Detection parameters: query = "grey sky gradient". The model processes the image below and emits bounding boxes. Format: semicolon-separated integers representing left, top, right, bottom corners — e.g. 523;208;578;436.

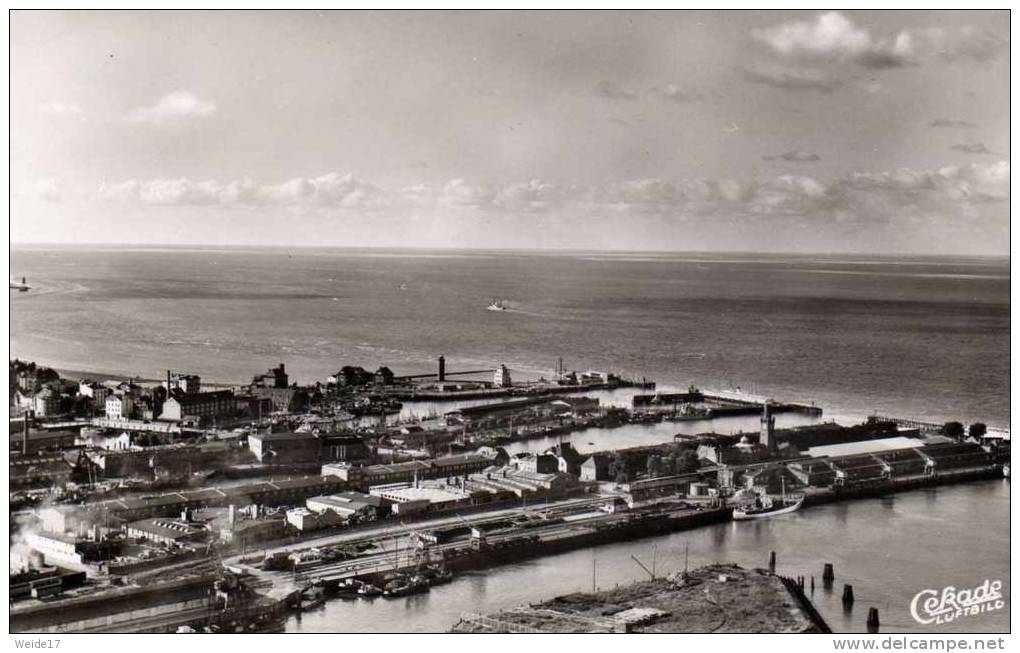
11;10;1010;254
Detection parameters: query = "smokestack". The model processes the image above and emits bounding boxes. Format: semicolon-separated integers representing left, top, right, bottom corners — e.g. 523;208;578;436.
438;355;446;382
167;369;172;393
228;504;236;526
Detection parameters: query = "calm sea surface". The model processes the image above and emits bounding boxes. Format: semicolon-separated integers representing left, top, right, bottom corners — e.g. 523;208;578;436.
10;246;1009;426
9;246;1010;632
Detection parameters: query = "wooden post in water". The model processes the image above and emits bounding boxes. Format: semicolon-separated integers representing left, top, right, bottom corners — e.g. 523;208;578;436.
811;576;815;592
823;563;835;588
768;550;776;573
842;584;855;607
867;607;880;632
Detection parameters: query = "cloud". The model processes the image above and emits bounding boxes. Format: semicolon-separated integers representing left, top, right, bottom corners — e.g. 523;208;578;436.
735;64;840;93
950;143;992;154
753;12;1007;73
90;162;1008;238
439;178;497;207
752;12;914;69
654;84;702;103
39;101;84;120
842;161;1009;205
493;179;571;212
593;80;637;101
764;149;821;162
98;172;379;209
929;118;976;129
31;178;63;202
128;90;216;124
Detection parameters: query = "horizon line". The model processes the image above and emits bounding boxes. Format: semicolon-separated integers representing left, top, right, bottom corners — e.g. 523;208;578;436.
8;241;1010;259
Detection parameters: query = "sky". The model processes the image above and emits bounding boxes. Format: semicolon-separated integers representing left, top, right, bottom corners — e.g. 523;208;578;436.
9;10;1011;254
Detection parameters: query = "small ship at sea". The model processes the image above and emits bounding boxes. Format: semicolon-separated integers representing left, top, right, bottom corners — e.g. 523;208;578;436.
10;276;30;292
486;299;508;312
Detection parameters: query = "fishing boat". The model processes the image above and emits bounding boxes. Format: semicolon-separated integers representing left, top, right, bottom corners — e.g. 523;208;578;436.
732;480;803;521
486;299;508;312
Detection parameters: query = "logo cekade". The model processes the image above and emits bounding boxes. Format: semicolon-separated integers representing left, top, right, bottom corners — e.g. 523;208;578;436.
910;579;1005;625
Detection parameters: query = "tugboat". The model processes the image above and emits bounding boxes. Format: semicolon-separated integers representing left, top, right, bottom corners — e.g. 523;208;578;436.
732;480;803;521
486;299;508;312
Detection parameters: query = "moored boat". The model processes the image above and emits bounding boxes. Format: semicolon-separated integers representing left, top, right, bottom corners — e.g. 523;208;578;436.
733;480;803;521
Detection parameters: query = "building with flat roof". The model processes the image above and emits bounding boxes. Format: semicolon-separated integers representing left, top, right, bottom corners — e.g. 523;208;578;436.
368;483;474;516
248;431;321;463
306;491;388;520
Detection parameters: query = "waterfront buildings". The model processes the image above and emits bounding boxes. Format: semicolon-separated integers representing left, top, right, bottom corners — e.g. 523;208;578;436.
160;390;236;423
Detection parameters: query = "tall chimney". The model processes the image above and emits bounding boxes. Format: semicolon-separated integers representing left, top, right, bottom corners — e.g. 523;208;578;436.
167;369;172;393
438;355;446;382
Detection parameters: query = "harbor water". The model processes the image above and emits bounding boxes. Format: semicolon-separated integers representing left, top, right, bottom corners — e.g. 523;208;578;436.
287;480;1010;634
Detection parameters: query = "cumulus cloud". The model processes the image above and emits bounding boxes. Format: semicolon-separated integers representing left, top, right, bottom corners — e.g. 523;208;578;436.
752;12;914;69
439;178;498;208
90;162;1008;239
97;172;379;209
842;161;1009;205
764;149;821;162
929;118;976;129
39;101;84;120
128;90;216;124
950;142;992;154
593;80;637;101
753;12;1007;71
735;64;840;93
493;179;571;212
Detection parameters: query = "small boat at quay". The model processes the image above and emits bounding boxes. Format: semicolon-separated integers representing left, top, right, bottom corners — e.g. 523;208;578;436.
733;480;803;521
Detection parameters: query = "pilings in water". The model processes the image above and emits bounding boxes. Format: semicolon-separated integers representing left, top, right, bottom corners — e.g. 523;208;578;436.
867;607;880;633
810;576;815;593
842;584;855;607
768;551;776;573
823;563;835;589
